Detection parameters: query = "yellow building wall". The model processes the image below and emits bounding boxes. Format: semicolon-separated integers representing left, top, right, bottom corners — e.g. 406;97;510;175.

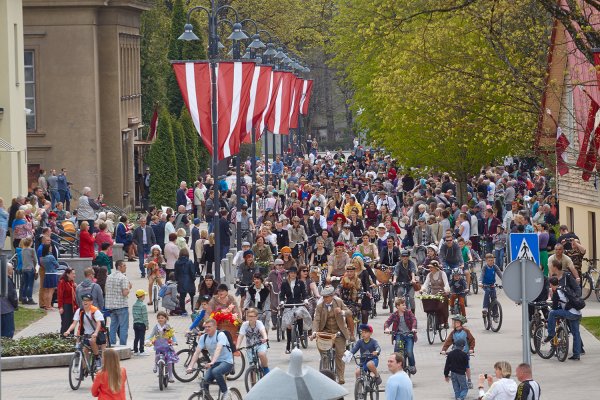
559;200;600;266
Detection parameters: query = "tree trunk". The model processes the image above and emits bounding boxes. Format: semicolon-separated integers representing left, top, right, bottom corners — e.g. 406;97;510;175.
455;170;469;206
323;66;335;142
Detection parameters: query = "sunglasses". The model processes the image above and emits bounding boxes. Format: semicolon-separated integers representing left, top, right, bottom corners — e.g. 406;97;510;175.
446;239;453;242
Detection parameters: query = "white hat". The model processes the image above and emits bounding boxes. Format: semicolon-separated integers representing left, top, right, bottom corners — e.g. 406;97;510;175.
377;223;386;229
315;207;322;212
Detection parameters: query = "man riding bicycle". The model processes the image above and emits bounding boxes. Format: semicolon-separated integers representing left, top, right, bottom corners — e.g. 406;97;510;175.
186;318;234;399
384;298;417;374
392;249;417;312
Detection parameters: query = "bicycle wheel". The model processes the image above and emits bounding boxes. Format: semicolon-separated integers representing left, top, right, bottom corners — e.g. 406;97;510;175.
438;322;448;341
529;321;539;354
555;326;569;362
245;366;260;393
534;325;554;359
68;352;83;390
319;353;331;371
489;301;503;332
426;313;436;344
226;351;246;381
484;309;491;331
153;285;159;313
158;361;165;391
581;275;593;300
173;349;199;382
228;388;243;400
276;313;283;342
369;382;380;400
354;378;366;400
471;273;478;294
291;324;298;349
187;391;207;400
89;356;96;380
301;330;308;349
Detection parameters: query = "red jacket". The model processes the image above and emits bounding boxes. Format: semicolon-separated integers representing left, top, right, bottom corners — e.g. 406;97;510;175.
57;279;77;309
79;230;95;258
91;367;127;400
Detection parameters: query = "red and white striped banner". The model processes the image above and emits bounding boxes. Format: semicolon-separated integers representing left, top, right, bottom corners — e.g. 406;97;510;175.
267;71;296;135
299;79;314;115
241;65;273;144
257;71;281;139
172;61;255;160
289;77;304;129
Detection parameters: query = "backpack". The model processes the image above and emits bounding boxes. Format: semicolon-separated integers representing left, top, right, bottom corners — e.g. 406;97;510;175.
78;305;107;335
158;284;168;298
202;330;237;353
562;285;585;311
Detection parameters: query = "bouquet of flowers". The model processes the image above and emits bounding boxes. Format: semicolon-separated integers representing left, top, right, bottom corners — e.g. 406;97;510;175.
417;293;446;302
210;305;241;327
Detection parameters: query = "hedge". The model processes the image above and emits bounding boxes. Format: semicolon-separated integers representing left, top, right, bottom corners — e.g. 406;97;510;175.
0;333;76;357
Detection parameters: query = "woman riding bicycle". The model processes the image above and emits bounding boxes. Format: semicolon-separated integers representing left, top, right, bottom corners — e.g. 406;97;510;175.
327;242;350;282
243;273;271;329
280;266;311;354
353;255;377;324
421;260;450;328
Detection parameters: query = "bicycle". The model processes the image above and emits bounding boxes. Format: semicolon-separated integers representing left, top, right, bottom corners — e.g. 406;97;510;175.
151;275;161;313
421;295;448;345
314;331;341;375
369;285;381;318
466;261;479;294
528;301;549;354
580;258;600;301
353;354;380;400
154;338;173;391
449;290;468;317
482;284;503;332
281;302;309;350
68;334;99;390
395;282;414;312
412;244;427;266
534;316;570;362
386;331;414;378
187;363;243;400
240;340;270;392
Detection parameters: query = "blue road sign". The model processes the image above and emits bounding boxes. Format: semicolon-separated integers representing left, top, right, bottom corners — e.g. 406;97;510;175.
509;233;540;265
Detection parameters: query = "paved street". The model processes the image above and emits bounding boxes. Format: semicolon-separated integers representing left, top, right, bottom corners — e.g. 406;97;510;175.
3;260;600;400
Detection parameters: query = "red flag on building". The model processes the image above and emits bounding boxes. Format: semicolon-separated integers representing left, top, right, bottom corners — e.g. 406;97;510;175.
577;91;600;181
267;71;295;135
299;79;314;115
289;78;304;129
555;126;570;176
241;65;273;144
172;61;255;160
148;105;159;141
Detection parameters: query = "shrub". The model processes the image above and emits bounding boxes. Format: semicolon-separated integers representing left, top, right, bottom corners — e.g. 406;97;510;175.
0;332;77;357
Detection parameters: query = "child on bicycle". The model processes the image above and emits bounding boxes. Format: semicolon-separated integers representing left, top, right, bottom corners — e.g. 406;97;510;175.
457;238;472;291
189;295;211;332
132;289;149;356
235;307;270;375
147;311;178;383
479;253;503;319
441;315;475;389
63;294;106;371
383;298;417;374
449;269;467;317
349;324;382;385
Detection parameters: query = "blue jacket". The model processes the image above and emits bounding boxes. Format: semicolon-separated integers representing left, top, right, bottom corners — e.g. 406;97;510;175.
57;174;68;191
271;161;284;175
176;188;188;208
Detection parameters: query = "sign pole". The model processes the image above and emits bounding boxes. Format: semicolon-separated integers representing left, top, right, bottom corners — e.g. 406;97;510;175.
521;257;531;365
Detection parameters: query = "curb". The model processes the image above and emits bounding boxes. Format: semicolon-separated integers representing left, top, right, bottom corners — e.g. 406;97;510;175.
2;346;132;371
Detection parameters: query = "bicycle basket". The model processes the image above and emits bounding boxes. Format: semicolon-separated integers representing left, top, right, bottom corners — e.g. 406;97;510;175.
316;334;336;352
153;338;171;353
421;298;444;314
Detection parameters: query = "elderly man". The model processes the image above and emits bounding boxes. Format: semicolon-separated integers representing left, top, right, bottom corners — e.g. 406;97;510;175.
105;260;132;346
312;286;354;384
77;187;102;230
176;181;188;208
133;217;157;278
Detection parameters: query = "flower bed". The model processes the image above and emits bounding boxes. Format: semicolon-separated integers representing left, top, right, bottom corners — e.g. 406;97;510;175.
0;333;76;357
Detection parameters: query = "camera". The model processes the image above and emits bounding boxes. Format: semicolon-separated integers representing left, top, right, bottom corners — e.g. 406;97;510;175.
484;373;488;379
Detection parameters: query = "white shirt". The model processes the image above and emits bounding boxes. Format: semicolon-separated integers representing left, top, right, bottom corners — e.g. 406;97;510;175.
479;378;517;400
73;308;104;335
164;221;176;244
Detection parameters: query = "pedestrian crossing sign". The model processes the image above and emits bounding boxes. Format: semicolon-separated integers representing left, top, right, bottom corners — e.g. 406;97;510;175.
509;233;540;265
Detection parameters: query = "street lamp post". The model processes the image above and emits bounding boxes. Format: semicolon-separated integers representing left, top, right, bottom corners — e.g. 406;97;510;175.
179;0;246;282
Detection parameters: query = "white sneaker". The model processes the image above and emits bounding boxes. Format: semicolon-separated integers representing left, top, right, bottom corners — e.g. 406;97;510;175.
139;352;150;357
133;351;139;356
222;389;232;400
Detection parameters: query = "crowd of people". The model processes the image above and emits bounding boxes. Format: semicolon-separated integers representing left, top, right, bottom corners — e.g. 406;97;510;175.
3;140;587;400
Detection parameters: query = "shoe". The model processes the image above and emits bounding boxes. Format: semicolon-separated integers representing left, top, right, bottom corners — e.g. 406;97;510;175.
285;349;291;354
153;366;157;373
20;298;26;304
141;274;146;278
169;378;175;383
383;304;388;309
147;302;153;306
133;351;139;356
139;352;150;357
338;380;345;385
493;316;499;323
26;300;37;305
272;326;277;331
222;389;232;400
568;355;580;360
409;366;417;374
181;312;188;317
581;349;586;355
467;380;473;389
375;375;382;385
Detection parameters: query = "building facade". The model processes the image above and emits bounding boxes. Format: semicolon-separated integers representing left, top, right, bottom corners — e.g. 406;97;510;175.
539;19;600;262
0;0;29;206
22;0;150;209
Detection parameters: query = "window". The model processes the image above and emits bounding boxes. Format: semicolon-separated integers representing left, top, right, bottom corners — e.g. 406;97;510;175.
590;212;597;260
24;50;36;131
567;206;574;232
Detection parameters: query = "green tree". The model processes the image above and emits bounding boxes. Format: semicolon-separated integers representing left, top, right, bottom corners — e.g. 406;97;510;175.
171;118;191;184
180;108;201;182
147;110;178;207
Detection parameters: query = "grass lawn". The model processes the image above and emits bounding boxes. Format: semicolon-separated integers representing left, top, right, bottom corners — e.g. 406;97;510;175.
14;307;46;332
581;316;600;340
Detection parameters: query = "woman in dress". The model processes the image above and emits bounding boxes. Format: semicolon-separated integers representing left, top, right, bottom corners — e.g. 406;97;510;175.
207;283;241;316
91;349;128;399
278;246;297;271
298;266;319;318
421;260;450;328
40;243;60;310
279;267;311;354
57;268;77;334
327;242;350;281
202;233;215;275
79;221;95;259
252;235;274;265
356;233;379;261
267;259;287;331
11;209;33;249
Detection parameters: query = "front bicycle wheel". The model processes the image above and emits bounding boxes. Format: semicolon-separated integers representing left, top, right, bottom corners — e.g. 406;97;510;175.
276;313;283;342
226;350;246;381
581;275;592;300
153;285;159;313
438;322;448;341
426;313;436;344
484;310;491;331
319;353;331;371
158;361;165;391
354;378;366;400
471;273;478;294
187;391;208;400
173;349;199;382
228;388;243;400
301;330;308;349
534;325;554;359
244;366;261;393
529;321;539;354
555;326;569;362
68;352;83;390
489;301;503;332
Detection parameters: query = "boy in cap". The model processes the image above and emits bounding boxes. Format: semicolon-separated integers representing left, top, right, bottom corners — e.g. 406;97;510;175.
441;315;476;389
63;294;106;370
132;289;149;355
444;337;470;400
350;324;383;385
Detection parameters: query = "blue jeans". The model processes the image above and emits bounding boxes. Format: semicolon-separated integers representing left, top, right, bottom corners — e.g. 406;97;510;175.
204;361;233;393
138;244;151;276
482;286;496;309
109;307;129;345
394;333;415;367
50;190;60;208
1;312;15;338
494;248;505;270
20;269;35;300
220;245;230;260
443;262;460;280
547;309;582;356
451;372;468;400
